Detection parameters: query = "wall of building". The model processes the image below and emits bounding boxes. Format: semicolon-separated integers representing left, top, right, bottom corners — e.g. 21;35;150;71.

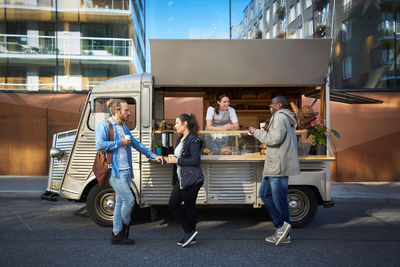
330;92;400;181
0;92;87;175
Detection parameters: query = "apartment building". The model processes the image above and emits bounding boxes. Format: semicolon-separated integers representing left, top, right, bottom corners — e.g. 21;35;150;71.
0;0;145;91
232;0;400;181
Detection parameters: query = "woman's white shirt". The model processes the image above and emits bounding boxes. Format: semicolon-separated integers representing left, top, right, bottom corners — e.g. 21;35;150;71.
206;106;238;123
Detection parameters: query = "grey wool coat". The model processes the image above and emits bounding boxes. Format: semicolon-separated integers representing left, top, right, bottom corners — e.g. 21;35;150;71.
254;109;300;177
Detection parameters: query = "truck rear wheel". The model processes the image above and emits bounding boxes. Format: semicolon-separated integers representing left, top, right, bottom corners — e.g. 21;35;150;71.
87;184;115;227
288;186;318;228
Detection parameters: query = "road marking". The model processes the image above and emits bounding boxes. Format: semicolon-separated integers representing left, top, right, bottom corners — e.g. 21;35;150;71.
13;211;33;231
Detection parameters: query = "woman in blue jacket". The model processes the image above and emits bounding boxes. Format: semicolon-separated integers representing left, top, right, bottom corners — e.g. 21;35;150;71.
167;113;204;248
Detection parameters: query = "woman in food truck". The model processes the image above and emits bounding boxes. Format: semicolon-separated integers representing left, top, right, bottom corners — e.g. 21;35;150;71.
204;92;240;154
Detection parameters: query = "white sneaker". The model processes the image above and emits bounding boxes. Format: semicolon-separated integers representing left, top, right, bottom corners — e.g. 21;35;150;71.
265;234;291;244
275;222;291;246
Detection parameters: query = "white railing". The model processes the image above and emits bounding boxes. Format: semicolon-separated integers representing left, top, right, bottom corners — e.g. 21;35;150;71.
0;83;56;90
0;34;132;57
3;0;130;11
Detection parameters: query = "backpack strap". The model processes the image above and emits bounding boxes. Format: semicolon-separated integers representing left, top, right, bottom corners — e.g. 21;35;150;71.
106;120;113;165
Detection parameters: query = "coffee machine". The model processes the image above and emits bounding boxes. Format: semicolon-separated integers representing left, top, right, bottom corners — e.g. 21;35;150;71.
161;131;174;156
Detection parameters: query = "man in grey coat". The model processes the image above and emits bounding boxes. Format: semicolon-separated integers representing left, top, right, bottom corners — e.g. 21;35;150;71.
249;96;300;246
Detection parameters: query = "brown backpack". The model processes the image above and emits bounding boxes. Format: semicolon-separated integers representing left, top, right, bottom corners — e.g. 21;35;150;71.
92;120;114;187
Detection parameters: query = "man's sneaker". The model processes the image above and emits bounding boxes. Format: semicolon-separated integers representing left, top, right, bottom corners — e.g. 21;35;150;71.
177;238;197;246
265;234;291;244
111;231;135;245
275;222;291;246
181;230;198;248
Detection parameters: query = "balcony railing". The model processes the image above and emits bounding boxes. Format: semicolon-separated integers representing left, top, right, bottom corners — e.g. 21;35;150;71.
3;0;130;11
0;34;132;57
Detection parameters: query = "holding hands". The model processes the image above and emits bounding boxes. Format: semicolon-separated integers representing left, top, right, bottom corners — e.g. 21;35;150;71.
167;154;178;164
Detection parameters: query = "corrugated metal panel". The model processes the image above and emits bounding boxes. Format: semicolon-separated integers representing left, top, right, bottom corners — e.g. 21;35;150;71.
68;133;96;179
300;162;328;170
141;162;207;205
131;131;141;163
141;163;173;205
48;130;76;192
207;162;256;204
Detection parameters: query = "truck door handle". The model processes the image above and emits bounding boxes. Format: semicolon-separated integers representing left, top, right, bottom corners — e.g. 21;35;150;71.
80;134;86;137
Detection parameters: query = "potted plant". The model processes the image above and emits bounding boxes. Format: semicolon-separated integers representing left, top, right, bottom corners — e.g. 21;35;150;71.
306;116;341;155
155;140;163;156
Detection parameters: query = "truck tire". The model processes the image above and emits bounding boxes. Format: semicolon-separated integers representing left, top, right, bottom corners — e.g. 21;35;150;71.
87;184;115;227
288;186;318;228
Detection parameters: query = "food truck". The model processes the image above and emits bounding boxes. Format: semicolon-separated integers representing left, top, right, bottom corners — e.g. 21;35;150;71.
43;39;335;228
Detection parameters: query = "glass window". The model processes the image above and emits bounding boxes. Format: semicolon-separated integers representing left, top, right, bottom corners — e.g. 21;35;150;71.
266;8;270;23
273;1;277;14
289;6;296;23
296;1;301;17
341;19;352;41
88;98;136;131
342;56;352;80
305;0;312;9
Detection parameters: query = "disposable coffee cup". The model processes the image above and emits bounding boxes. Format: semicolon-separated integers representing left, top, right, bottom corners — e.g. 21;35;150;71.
259;122;266;129
124;134;131;140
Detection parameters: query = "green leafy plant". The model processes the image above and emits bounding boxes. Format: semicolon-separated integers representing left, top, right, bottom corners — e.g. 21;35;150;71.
306;116;341;145
155;140;162;148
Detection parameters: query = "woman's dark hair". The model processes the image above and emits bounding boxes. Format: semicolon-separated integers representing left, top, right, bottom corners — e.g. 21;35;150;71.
177;113;199;135
213;92;230;115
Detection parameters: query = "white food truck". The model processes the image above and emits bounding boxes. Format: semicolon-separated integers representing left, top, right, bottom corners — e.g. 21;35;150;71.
43;39;335;228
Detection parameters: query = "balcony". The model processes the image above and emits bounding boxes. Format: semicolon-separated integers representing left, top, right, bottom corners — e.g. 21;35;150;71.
2;0;131;22
0;34;133;58
3;0;129;10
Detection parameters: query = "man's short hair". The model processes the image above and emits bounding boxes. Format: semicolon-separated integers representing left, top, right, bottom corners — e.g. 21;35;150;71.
273;96;289;109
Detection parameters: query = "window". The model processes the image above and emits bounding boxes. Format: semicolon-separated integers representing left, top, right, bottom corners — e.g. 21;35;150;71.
273;23;278;37
341;19;352;41
273;1;277;14
265;8;270;23
304;20;313;37
305;0;312;9
343;0;352;11
88;97;136;130
342;56;352;80
296;1;301;17
289;6;296;23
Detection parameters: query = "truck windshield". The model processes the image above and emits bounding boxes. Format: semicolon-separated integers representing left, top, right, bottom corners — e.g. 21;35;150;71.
88;98;136;130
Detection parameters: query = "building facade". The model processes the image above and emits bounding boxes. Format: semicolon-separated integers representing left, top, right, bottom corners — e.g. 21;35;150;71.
0;0;145;91
232;0;400;181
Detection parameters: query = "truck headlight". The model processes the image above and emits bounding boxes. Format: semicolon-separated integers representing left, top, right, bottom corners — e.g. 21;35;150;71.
50;148;64;160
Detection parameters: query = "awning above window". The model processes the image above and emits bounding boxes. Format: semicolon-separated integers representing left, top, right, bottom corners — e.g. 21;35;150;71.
305;90;384;104
150;39;332;87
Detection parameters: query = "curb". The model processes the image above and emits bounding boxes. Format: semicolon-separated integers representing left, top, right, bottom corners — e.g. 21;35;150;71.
0;191;44;198
332;196;400;205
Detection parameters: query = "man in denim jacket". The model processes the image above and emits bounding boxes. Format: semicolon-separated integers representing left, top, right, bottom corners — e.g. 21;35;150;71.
249;96;300;246
96;99;164;245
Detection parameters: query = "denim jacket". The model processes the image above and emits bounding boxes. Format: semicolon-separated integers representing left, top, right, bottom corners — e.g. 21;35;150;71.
95;117;157;179
172;132;204;188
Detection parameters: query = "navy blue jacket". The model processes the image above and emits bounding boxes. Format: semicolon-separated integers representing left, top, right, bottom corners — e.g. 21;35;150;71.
172;132;204;188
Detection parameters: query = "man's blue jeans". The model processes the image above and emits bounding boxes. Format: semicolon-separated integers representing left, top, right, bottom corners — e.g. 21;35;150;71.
259;176;290;229
109;169;135;233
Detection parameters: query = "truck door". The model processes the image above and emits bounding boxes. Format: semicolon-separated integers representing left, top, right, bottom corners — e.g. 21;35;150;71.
60;94;140;200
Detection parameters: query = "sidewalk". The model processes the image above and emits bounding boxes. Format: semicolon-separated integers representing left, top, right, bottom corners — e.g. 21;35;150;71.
0;176;400;204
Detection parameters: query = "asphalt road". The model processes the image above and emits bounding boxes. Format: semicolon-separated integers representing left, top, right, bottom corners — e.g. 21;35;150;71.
0;197;399;267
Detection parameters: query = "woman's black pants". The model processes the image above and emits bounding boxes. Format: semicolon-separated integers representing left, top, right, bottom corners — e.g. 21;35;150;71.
168;182;202;233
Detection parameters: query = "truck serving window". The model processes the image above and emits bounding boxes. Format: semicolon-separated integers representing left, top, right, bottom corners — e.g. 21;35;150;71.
88;98;136;130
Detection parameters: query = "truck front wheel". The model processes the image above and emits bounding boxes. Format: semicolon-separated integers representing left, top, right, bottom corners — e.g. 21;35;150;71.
87;184;115;227
288;186;318;228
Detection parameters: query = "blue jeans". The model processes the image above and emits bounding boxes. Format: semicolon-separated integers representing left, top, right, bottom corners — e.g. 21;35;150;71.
259;176;290;229
109;169;135;233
